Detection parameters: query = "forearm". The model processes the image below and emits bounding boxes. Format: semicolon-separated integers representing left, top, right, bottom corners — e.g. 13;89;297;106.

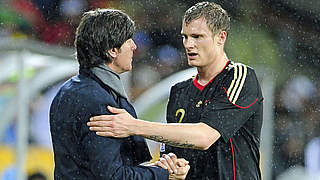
88;107;220;150
132;120;220;150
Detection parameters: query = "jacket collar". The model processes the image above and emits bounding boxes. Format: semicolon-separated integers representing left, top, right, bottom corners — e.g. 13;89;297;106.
90;64;128;99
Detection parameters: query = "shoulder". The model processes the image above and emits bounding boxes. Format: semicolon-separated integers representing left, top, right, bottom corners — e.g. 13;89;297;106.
222;61;262;103
226;61;255;76
170;78;193;93
57;75;113;105
223;61;258;85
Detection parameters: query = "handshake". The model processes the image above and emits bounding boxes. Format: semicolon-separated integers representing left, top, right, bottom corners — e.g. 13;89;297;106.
150;153;190;180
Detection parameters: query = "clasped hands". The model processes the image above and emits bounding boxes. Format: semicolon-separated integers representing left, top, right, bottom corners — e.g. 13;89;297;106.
153;153;190;180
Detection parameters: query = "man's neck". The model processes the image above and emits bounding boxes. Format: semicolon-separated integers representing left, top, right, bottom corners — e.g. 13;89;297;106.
106;62;123;74
197;54;228;85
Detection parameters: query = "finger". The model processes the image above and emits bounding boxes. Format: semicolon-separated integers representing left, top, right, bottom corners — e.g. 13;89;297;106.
155;160;168;171
177;158;189;167
107;106;126;114
90;115;113;121
174;165;190;178
95;132;116;137
179;165;190;174
89;126;112;132
159;157;173;174
87;120;113;127
168;153;177;162
162;154;177;174
168;153;178;167
177;161;187;167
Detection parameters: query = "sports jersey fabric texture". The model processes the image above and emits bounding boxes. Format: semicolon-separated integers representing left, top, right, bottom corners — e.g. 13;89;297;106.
165;61;263;180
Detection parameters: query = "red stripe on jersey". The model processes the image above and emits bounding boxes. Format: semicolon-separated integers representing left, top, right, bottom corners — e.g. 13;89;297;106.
193;77;206;91
222;87;258;109
230;138;236;180
193;60;230;91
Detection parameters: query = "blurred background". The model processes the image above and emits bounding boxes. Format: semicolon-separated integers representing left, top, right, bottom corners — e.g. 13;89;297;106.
0;0;319;179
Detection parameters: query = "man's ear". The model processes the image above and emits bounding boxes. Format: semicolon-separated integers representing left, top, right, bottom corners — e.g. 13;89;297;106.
217;31;227;45
107;48;119;58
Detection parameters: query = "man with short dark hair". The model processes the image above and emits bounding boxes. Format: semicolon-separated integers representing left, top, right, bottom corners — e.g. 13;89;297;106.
50;9;189;179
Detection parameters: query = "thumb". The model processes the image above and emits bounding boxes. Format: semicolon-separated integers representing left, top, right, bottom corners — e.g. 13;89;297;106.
107;106;125;114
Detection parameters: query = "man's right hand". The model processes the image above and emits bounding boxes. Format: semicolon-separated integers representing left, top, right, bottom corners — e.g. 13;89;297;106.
155;153;190;180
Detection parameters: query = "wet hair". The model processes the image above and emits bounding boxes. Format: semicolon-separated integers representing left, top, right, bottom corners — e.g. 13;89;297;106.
75;9;135;68
183;2;230;35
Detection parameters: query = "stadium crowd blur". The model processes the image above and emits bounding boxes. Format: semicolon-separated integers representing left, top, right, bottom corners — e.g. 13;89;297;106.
0;0;320;179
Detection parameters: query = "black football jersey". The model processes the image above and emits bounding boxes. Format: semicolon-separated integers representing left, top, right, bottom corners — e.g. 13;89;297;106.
165;61;264;180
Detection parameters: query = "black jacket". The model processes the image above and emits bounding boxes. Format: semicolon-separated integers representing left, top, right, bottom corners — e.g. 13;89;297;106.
50;68;168;180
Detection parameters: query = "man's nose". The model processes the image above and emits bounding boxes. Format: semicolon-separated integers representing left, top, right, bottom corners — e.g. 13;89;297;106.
131;39;137;50
184;38;195;49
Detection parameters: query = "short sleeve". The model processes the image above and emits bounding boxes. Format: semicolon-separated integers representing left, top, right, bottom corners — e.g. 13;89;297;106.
200;65;263;142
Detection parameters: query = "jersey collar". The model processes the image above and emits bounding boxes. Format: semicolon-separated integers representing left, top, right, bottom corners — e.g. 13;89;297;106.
193;60;230;91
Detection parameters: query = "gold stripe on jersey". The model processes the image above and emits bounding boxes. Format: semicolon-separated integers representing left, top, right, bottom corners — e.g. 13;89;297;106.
227;64;237;96
227;63;247;104
229;65;242;101
233;65;247;103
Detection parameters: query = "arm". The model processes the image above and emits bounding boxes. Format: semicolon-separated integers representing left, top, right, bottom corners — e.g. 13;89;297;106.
88;67;262;150
88;106;221;150
77;92;169;180
137;121;219;150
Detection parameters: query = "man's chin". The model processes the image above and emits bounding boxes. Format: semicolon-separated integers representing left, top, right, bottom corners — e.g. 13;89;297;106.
126;65;133;72
188;60;197;67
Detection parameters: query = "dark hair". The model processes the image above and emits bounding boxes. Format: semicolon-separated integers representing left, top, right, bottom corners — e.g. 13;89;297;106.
75;9;135;68
183;2;230;35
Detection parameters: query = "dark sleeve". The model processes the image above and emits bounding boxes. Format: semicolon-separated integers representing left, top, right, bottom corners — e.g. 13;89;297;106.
75;90;169;180
200;66;263;142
